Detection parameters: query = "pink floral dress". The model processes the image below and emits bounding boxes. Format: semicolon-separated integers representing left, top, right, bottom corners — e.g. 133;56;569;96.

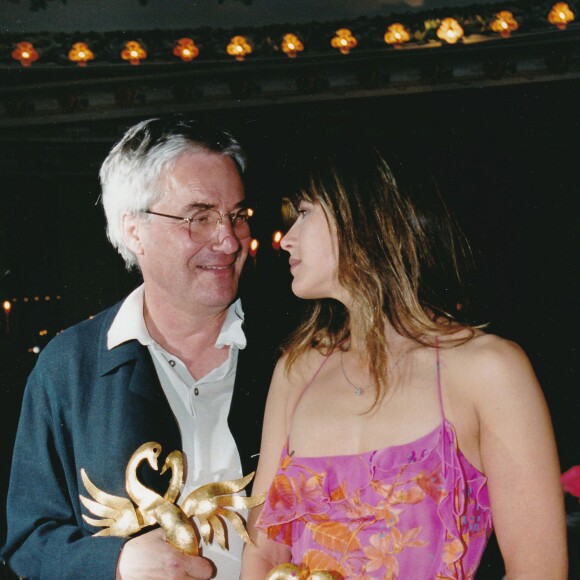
256;349;492;579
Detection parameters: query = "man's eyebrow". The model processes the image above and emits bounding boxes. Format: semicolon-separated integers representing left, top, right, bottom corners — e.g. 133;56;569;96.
183;200;249;213
184;202;215;212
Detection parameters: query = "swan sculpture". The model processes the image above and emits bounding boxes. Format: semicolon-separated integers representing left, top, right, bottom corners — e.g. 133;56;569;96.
161;450;184;504
80;441;264;556
266;564;344;579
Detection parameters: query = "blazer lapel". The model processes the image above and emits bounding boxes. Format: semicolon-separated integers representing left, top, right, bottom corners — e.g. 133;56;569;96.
97;304;166;404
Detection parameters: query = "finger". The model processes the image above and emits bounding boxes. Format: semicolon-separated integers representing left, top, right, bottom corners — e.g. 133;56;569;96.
185;556;214;579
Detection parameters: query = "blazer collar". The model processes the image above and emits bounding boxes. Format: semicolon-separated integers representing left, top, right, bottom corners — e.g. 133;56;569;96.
95;302;162;402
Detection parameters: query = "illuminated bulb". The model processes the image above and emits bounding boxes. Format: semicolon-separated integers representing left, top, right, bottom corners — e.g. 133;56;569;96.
384;23;411;46
183;48;191;56
272;230;283;250
437;18;464;44
227;35;252;60
78;51;85;58
491;11;518;37
247;208;254;217
2;300;11;312
332;28;357;53
32;346;40;354
22;51;30;59
548;2;574;29
130;50;138;58
281;33;304;58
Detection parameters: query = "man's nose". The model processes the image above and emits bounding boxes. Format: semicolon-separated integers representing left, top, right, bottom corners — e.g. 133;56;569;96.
212;218;241;253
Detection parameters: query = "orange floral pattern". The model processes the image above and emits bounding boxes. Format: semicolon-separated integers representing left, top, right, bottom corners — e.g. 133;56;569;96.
258;421;492;579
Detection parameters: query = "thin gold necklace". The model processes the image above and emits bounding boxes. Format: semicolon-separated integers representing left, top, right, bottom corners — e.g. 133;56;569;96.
339;348;412;397
339;351;370;396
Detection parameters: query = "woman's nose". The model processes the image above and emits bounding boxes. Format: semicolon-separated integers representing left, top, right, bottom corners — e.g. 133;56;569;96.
280;225;295;251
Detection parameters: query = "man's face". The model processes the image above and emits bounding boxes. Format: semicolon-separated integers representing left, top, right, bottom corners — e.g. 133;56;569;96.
128;150;250;317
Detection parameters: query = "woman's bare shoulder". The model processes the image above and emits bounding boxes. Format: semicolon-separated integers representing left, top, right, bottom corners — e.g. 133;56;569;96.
272;347;328;394
441;330;539;404
280;346;329;377
452;331;530;369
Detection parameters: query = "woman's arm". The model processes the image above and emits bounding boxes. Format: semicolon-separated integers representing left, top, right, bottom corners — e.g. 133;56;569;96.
241;356;295;579
473;336;567;579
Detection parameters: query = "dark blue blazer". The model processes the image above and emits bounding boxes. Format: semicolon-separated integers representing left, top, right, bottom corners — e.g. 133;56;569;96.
2;299;276;579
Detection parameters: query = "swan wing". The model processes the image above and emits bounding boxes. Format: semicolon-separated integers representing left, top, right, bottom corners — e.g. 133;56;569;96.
212;491;266;510
80;468;142;537
81;468;133;511
207;514;227;549
180;472;264;548
219;508;253;545
181;471;261;516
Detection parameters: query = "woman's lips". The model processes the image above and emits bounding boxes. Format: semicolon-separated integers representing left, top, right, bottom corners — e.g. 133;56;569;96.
288;258;301;272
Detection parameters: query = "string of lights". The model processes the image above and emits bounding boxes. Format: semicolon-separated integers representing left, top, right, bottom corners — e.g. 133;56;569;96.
3;2;577;68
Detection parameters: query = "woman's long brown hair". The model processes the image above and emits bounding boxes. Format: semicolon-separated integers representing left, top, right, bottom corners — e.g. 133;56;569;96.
281;141;482;409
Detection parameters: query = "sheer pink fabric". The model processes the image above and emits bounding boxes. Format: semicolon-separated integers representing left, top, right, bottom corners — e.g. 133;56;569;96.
257;348;492;579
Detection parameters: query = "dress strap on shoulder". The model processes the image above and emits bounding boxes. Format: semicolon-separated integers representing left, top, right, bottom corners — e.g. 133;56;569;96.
285;342;341;436
303;346;335;392
435;337;446;421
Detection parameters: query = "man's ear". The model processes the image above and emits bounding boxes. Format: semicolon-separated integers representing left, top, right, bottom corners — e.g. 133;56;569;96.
122;213;144;256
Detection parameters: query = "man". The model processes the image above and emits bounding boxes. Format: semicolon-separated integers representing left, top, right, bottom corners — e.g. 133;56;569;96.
2;117;277;579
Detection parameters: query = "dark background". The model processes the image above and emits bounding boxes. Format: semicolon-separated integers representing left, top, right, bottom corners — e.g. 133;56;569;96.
1;77;579;577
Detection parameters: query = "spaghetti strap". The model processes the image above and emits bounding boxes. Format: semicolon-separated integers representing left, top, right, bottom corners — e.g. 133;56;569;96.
285;345;337;435
435;337;446;421
303;349;333;392
258;334;493;579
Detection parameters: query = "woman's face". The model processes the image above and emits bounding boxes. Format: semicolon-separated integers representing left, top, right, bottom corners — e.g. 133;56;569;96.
280;200;344;301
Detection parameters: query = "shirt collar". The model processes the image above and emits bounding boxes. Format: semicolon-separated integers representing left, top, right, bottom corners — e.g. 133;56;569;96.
107;284;246;351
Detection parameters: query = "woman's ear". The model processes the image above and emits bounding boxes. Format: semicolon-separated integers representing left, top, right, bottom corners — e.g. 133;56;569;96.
122;213;144;256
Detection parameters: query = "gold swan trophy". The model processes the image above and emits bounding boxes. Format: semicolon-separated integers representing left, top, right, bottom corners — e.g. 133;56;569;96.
265;564;343;579
80;441;264;555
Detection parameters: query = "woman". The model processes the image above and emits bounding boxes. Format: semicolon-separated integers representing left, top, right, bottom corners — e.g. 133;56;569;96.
241;143;567;579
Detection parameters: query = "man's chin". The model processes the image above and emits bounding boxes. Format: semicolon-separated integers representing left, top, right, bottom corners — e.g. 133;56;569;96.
194;286;239;309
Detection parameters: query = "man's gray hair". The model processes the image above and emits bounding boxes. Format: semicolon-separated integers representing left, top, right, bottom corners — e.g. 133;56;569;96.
100;116;247;269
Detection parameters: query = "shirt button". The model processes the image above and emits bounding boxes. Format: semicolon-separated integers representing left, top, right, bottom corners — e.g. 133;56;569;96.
194;387;199;396
168;359;176;367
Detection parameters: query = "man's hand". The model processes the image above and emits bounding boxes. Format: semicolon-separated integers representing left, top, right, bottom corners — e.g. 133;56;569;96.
116;527;214;579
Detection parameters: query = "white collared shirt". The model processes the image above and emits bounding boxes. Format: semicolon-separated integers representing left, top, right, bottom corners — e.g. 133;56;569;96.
108;284;246;578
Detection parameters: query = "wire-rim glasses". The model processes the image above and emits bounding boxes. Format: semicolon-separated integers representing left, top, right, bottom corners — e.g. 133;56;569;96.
144;207;252;243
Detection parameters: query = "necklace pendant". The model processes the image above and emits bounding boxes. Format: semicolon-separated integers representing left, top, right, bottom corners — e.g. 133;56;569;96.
354;387;363;396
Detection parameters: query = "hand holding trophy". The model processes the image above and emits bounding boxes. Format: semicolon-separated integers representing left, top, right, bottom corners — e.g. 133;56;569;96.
80;441;264;555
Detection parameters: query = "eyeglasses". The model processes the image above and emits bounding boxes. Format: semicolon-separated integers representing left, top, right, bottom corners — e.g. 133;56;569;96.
144;207;253;243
